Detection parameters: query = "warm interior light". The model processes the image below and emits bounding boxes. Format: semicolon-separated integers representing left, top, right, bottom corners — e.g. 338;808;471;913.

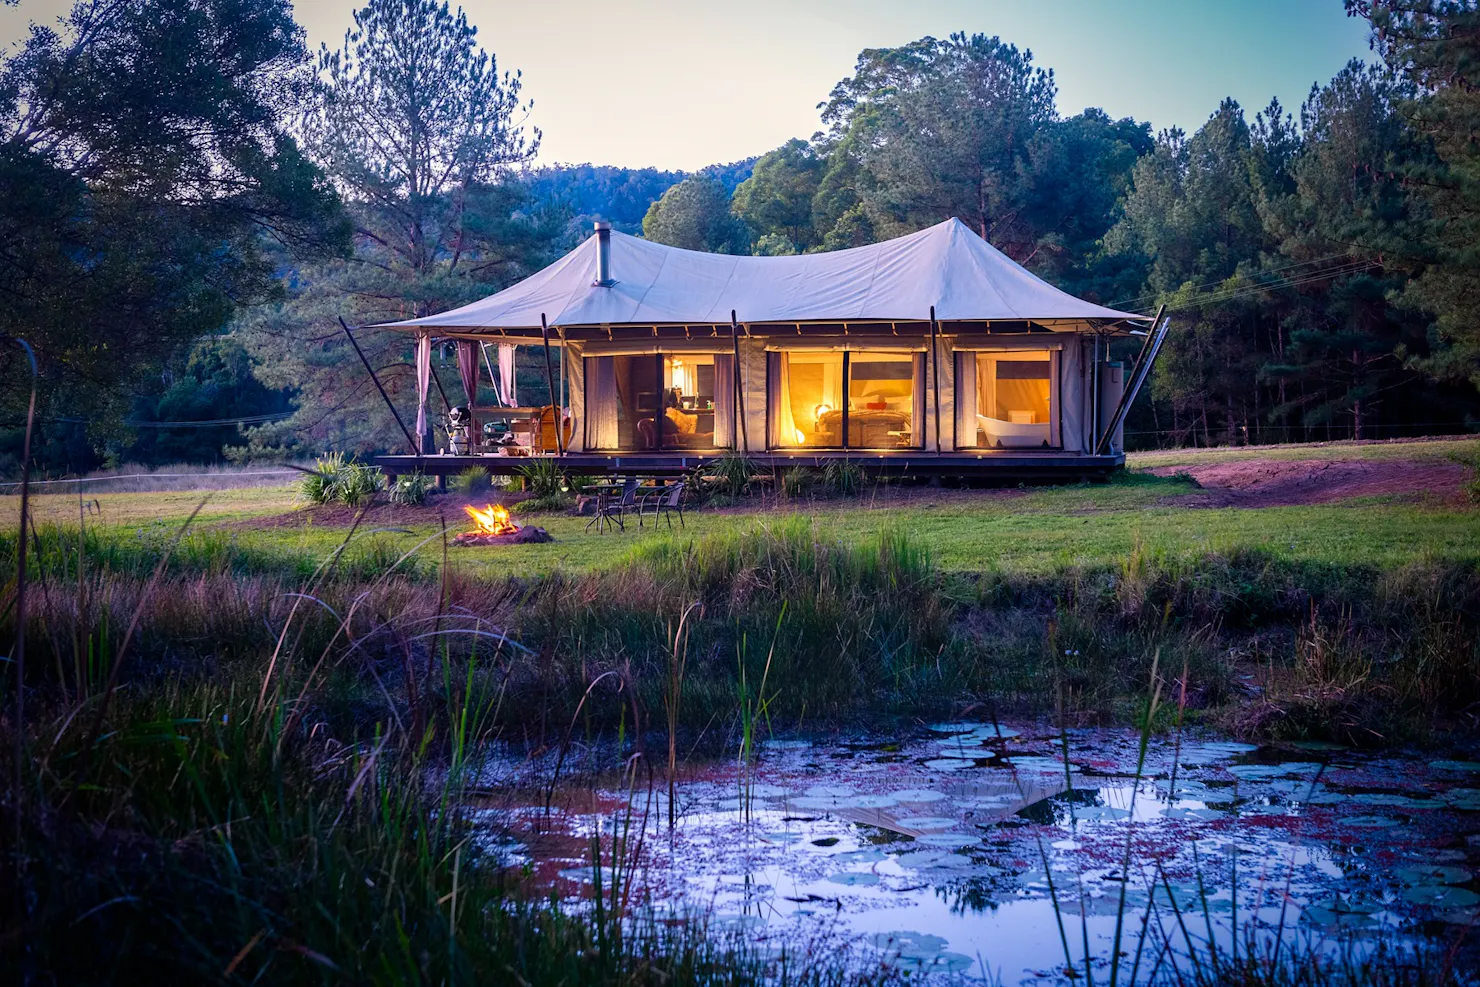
794;428;807;444
464;503;518;536
813;403;832;420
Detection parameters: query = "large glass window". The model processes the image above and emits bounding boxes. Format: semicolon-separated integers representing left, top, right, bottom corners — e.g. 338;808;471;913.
958;349;1056;449
769;350;921;449
586;353;730;451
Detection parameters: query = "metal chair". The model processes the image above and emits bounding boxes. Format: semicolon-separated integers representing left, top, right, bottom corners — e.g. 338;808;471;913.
586;477;638;533
638;480;686;529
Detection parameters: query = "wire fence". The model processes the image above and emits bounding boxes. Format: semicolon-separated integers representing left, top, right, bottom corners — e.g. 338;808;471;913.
0;469;302;494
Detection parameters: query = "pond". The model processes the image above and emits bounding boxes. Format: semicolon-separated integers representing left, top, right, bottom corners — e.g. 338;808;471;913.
474;724;1480;983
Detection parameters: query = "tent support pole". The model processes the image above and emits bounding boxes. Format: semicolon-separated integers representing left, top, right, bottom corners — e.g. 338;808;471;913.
339;317;417;455
540;313;565;456
731;311;748;453
929;305;942;454
1096;306;1169;456
429;356;452;412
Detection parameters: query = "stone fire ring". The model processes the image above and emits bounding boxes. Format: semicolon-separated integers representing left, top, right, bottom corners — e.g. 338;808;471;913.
453;526;553;546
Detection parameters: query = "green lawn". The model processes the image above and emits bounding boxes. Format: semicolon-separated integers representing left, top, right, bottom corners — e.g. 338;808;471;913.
5;440;1476;579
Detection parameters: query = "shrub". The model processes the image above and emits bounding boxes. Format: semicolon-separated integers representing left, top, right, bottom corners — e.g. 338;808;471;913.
820;457;866;496
449;465;492;494
517;459;566;499
335;460;383;507
512;493;572;515
299;453;383;506
703;451;758;496
389;472;434;506
298;452;344;504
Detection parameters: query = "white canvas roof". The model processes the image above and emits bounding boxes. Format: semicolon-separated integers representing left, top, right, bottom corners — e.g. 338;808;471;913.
379;217;1147;333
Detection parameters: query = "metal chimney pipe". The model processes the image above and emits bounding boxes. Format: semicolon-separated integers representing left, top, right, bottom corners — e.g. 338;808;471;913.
593;221;615;286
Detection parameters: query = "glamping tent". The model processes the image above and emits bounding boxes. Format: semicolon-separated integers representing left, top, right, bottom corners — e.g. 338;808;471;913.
369;218;1169;478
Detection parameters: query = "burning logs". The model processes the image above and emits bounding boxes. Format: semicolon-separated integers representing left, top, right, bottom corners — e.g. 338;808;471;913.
453;503;553;546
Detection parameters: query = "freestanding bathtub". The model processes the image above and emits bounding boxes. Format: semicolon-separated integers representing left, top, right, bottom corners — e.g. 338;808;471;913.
977;414;1051;449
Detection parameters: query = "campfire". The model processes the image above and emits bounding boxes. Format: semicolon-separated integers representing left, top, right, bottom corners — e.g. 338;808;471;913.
453;503;553;546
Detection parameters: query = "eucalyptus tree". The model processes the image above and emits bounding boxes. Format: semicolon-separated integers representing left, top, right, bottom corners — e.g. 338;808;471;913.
238;0;553;455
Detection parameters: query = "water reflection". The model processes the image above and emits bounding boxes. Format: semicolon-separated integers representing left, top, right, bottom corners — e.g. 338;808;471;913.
479;727;1480;983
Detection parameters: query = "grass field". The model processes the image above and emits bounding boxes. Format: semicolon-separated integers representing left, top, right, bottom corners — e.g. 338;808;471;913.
5;439;1477;579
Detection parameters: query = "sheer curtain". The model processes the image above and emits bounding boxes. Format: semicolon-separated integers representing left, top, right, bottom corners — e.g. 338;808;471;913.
713;353;735;448
414;333;431;451
768;353;799;447
497;343;518;407
954;352;977;448
586;356;619;449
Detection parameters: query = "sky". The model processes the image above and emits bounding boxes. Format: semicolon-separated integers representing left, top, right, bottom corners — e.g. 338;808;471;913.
1;0;1375;171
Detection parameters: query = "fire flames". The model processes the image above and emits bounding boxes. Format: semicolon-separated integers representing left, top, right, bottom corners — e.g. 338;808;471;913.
463;503;518;536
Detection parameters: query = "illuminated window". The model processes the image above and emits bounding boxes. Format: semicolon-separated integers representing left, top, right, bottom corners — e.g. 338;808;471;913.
769;350;921;448
586;353;730;451
958;349;1056;449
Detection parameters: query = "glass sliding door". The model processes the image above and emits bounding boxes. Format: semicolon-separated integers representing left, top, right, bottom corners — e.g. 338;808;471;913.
585;352;725;452
956;349;1058;449
768;349;921;449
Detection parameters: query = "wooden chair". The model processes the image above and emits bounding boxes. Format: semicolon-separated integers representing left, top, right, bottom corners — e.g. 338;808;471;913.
586;477;638;533
532;405;573;454
638;480;686;529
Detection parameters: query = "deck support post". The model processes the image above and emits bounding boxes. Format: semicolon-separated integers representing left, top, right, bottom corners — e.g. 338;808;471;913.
339;317;418;456
929;305;942;454
540;313;565;456
731;310;748;453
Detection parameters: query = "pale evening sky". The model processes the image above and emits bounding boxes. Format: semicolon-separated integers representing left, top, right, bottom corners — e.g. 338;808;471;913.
1;0;1374;171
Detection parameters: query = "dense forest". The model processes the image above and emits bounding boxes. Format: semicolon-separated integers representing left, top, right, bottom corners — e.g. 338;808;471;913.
2;0;1479;473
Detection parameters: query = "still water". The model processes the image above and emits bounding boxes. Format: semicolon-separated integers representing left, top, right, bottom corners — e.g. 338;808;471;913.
477;724;1480;983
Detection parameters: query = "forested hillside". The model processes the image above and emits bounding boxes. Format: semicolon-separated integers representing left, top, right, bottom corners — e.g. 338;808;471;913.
2;0;1477;472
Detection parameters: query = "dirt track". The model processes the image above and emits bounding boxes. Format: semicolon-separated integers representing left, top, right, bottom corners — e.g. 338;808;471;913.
1145;457;1472;508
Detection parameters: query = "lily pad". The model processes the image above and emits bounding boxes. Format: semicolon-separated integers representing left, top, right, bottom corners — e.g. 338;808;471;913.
927;722;982;734
558;866;597;883
873;930;949;953
923;758;979;771
804;784;855;797
894;850;947;868
1429;760;1480;773
761;739;811;750
968;726;1021;740
741;784;788;798
827;871;880;886
1403;885;1480;909
1339;814;1402;828
1395;865;1472;886
840;793;899;809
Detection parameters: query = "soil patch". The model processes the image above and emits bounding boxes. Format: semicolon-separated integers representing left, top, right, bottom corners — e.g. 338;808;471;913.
1146;457;1472;508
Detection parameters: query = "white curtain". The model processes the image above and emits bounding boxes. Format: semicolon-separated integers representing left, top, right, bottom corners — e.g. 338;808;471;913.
768;353;799;447
955;352;978;448
497;343;517;407
414;333;431;449
713;353;735;448
586;356;619;449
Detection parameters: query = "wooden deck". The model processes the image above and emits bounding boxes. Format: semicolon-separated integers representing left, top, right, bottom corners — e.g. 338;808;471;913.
374;449;1125;481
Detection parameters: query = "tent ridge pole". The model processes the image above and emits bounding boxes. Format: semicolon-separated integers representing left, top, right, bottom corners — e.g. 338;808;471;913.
339;317;418;456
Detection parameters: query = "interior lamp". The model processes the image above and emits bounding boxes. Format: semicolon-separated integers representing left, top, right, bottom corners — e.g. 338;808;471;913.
813;403;833;420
